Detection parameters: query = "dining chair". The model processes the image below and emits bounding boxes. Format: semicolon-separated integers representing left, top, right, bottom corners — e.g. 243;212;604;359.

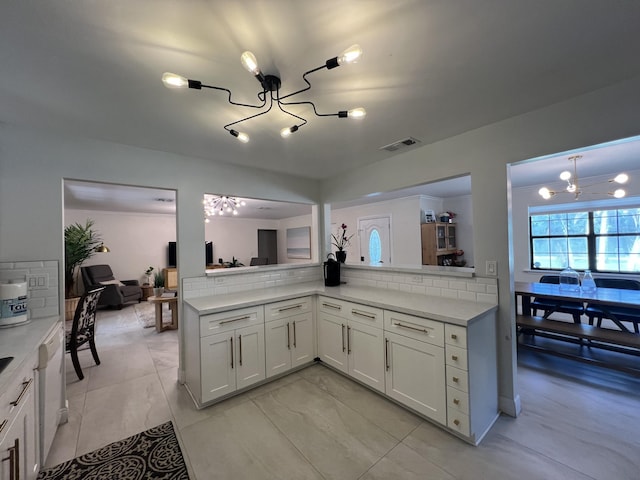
65;286;105;380
530;275;585;323
586;278;640;333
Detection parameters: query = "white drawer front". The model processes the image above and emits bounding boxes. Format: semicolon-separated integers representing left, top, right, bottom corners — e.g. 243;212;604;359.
448;410;470;436
446;365;469;393
447;385;469;414
318;296;347;316
445;344;468;370
201;306;264;337
265;296;312;322
384;311;444;347
345;302;384;328
445;324;467;348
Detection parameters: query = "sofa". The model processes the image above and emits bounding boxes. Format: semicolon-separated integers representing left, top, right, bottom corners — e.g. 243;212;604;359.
80;264;142;309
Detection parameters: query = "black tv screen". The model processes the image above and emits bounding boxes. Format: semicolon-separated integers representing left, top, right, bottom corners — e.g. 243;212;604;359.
168;241;213;267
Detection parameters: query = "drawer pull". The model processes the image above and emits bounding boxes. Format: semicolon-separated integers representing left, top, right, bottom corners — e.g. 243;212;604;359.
293;321;297;348
451;355;458;361
393;322;431;335
352;310;376;320
230;337;234;369
453;398;460;405
238;334;243;366
451;333;458;340
452;376;459;383
322;302;342;311
278;304;302;312
10;378;33;407
347;326;352;354
385;338;390;371
341;324;346;352
0;419;7;435
286;322;291;350
453;419;460;426
220;315;251;325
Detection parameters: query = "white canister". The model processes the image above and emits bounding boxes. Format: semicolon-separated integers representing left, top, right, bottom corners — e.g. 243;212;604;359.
0;281;29;327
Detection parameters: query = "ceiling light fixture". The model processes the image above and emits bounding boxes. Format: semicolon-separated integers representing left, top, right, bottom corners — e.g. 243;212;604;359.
538;155;629;200
162;44;366;143
203;194;246;222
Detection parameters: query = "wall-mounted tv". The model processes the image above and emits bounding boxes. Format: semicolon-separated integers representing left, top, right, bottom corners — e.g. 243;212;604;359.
168;241;214;267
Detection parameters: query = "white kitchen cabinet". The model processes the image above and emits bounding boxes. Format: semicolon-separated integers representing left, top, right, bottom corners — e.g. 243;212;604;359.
317;297;385;393
383;311;446;424
184;305;265;407
264;297;315;378
1;360;38;480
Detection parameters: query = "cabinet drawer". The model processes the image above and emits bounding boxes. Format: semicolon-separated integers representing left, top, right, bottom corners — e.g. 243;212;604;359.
318;297;383;328
201;306;264;337
265;296;312;322
447;385;469;414
384;311;444;347
445;344;467;370
446;365;468;393
318;296;347;315
448;410;470;436
445;324;467;348
0;366;34;442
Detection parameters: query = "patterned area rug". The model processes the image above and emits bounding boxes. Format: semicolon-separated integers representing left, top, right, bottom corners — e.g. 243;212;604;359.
37;422;189;479
134;302;171;329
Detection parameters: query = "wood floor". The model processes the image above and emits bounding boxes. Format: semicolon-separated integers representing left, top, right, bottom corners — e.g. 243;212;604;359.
46;306;640;479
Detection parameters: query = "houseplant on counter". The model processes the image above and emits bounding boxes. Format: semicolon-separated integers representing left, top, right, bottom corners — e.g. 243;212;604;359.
331;223;354;263
64;219;104;320
153;270;165;297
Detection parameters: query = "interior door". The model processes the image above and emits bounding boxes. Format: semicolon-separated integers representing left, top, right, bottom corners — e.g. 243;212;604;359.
257;229;278;264
358;216;391;264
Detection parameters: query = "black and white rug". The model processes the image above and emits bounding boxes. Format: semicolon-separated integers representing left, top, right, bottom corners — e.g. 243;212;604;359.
37;421;190;479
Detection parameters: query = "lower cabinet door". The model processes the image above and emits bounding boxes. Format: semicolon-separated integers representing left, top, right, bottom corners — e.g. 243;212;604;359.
291;312;314;368
348;321;385;393
318;312;348;373
265;318;292;378
201;333;236;403
384;331;446;424
235;324;266;390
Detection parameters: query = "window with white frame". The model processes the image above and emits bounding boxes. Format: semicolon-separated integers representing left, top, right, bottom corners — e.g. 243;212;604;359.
529;198;640;273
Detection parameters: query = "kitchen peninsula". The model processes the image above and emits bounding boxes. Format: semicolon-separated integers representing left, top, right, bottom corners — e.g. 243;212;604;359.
183;273;499;445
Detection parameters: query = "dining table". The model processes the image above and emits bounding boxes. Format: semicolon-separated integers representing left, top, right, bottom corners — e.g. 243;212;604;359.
515;281;640;333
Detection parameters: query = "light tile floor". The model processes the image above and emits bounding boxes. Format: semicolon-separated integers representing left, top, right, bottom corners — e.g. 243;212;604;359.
46;306;640;479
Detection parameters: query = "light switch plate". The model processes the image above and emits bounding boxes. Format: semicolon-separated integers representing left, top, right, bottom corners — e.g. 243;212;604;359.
486;260;497;276
26;273;49;290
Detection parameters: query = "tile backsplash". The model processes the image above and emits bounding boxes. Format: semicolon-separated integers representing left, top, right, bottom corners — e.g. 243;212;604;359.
0;260;59;320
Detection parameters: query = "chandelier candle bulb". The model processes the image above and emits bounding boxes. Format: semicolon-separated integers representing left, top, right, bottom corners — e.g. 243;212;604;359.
240;51;261;76
162;72;188;88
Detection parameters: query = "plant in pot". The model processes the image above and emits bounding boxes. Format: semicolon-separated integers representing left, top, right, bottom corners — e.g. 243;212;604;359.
144;266;154;286
153;270;165;297
331;223;354;263
64;219;104;320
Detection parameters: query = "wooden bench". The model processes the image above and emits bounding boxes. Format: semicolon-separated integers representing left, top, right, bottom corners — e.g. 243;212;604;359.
516;315;640;374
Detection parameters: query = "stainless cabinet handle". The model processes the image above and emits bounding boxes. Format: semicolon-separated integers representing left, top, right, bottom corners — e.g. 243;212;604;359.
239;334;243;366
0;419;7;436
230;337;234;369
453;398;460;405
453;419;460;426
220;315;251;325
2;438;19;480
323;302;342;310
286;322;291;350
10;378;33;407
451;333;458;340
352;309;376;320
451;355;458;361
393;322;431;335
293;321;297;348
347;325;351;354
278;304;302;312
452;376;459;383
385;338;390;371
341;324;346;352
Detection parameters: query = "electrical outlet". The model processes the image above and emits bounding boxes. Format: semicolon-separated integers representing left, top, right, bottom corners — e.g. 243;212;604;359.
26;273;49;290
411;275;423;284
215;277;225;285
486;260;497;276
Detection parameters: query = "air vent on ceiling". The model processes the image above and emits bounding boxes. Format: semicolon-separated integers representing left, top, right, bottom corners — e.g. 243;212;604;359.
379;137;421;152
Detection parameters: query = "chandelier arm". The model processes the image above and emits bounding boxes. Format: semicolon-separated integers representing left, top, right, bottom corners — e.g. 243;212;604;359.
278;65;327;101
279;98;340;117
223;94;274;130
201;84;267;109
275;89;308;127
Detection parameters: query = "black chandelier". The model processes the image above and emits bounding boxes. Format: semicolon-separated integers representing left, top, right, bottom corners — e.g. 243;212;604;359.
162;44;366;143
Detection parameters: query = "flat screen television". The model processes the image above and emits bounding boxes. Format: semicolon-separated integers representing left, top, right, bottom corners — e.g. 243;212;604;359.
168;241;214;267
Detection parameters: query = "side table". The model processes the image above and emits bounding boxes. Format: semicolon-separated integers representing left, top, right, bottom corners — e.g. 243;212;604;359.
147;295;178;333
141;285;153;301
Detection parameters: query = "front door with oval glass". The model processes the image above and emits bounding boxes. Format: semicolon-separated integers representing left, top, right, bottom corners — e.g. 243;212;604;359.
358;216;391;265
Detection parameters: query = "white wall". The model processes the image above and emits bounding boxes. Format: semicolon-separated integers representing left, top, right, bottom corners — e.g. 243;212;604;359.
511;168;640;283
65;209;176;287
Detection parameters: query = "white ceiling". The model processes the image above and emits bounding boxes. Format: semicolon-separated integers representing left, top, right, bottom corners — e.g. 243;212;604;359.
3;0;640;184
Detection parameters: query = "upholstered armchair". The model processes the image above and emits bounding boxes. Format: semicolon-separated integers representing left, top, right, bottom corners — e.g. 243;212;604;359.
80;264;142;309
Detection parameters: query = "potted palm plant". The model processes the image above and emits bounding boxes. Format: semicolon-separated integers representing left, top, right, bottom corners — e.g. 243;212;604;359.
64;219;104;320
153;270;165;297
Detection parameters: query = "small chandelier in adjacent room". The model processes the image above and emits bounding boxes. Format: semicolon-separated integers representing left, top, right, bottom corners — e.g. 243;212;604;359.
203;194;246;222
538;155;629;200
162;44;366;143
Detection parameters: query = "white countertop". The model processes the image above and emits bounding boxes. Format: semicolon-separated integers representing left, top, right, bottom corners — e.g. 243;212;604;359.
0;316;60;394
185;282;496;326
